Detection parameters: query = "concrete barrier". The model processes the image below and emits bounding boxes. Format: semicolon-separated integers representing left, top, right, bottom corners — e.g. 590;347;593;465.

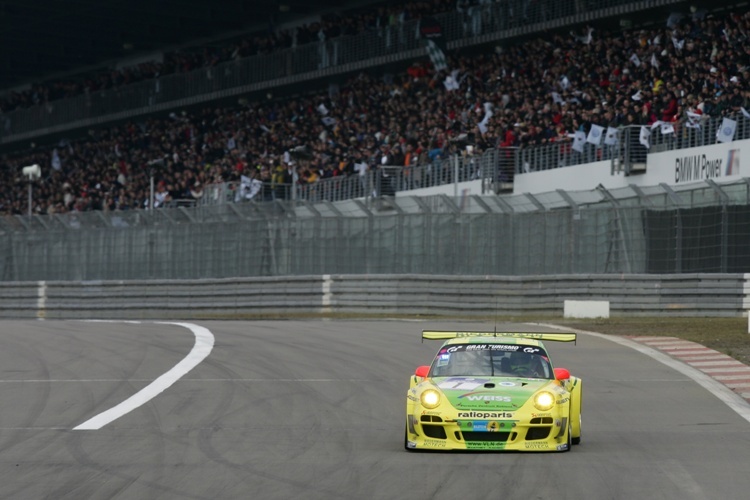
564;300;610;319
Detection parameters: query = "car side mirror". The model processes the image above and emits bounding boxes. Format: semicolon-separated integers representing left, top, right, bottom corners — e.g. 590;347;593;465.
554;367;570;380
415;365;430;378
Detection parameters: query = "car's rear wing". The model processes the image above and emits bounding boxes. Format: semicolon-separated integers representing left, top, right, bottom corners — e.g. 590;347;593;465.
422;331;576;343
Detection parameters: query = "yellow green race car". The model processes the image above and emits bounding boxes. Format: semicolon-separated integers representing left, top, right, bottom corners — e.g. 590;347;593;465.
405;331;582;452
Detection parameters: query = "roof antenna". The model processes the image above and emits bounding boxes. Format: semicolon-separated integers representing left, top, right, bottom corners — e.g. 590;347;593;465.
493;297;498;337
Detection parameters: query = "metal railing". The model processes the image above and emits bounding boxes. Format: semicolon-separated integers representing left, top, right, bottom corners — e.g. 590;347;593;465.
0;0;682;143
199;147;515;205
517;111;750;175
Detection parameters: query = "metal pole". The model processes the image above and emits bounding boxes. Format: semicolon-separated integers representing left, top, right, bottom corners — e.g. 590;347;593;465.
28;182;32;217
150;170;155;211
454;154;459;198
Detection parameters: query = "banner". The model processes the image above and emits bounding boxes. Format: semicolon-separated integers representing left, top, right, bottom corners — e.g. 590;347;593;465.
604;127;619;146
716;117;737;143
572;131;586;152
639;126;651;149
587;124;604;145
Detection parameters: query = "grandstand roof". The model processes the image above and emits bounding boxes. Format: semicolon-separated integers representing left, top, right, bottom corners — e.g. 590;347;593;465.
0;0;347;90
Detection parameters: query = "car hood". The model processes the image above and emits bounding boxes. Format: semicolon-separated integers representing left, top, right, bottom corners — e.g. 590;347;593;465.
431;376;556;411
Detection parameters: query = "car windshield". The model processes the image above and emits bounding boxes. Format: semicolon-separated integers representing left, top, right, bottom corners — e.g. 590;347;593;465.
429;343;553;379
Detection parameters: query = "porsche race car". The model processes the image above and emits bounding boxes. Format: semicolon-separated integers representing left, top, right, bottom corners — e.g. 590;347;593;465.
405;330;582;452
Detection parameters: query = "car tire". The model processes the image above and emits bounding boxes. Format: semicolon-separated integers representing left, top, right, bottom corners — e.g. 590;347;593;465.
564;423;573;452
572;412;582;445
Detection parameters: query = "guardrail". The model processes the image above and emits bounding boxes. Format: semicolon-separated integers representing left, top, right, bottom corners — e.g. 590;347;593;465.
2;274;748;320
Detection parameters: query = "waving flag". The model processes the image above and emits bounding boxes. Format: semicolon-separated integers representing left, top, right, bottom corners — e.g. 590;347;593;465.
639;126;651;149
716;117;737;143
604;127;619;146
587;124;604;145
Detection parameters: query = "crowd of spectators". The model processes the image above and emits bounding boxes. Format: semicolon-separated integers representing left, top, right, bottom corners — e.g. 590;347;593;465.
1;6;750;216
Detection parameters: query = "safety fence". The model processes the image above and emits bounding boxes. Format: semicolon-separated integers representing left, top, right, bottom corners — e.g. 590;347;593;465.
3;178;750;282
0;0;682;143
1;273;748;320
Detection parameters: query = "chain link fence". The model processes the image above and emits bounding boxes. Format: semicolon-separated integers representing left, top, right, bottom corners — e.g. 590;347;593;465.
2;177;750;281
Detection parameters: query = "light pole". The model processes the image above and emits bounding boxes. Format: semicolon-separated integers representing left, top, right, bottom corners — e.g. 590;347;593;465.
21;164;41;216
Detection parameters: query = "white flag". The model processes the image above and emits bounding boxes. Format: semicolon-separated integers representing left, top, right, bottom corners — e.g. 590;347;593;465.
443;72;460;91
650;53;660;69
741;107;750;119
560;76;570;91
660;122;675;135
686;111;702;129
604;127;619;146
51;148;62;171
317;104;329;115
478;108;493;135
639;126;651;149
572;131;586;152
716;117;737;143
629;53;641;66
587;124;604;145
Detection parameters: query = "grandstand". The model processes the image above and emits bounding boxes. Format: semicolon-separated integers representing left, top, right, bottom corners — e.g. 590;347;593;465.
0;1;748;222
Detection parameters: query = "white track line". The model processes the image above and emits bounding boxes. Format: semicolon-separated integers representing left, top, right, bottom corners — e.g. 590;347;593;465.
533;323;750;425
73;322;215;431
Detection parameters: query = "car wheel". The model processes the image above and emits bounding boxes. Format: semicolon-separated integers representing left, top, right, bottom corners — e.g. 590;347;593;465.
404;423;412;451
564;423;573;452
572;412;582;445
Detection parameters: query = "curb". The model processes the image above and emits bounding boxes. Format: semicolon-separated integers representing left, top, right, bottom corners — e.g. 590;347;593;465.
626;336;750;403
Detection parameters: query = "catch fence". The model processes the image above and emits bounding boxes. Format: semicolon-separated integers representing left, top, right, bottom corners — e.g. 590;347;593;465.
2;177;750;281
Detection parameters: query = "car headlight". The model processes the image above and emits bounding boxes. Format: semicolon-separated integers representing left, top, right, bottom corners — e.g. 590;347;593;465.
533;391;555;411
420;389;441;409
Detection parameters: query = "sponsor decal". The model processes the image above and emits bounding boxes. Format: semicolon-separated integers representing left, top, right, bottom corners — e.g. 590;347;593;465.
524;442;549;449
462;420;506;432
459;394;512;402
556;398;569;404
423;439;447;448
438;378;488;391
726;149;740;176
531;413;552;418
465;442;505;450
421;410;441;416
457;411;515;419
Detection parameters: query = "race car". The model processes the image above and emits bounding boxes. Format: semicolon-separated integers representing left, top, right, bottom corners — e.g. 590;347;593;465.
405;330;582;452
